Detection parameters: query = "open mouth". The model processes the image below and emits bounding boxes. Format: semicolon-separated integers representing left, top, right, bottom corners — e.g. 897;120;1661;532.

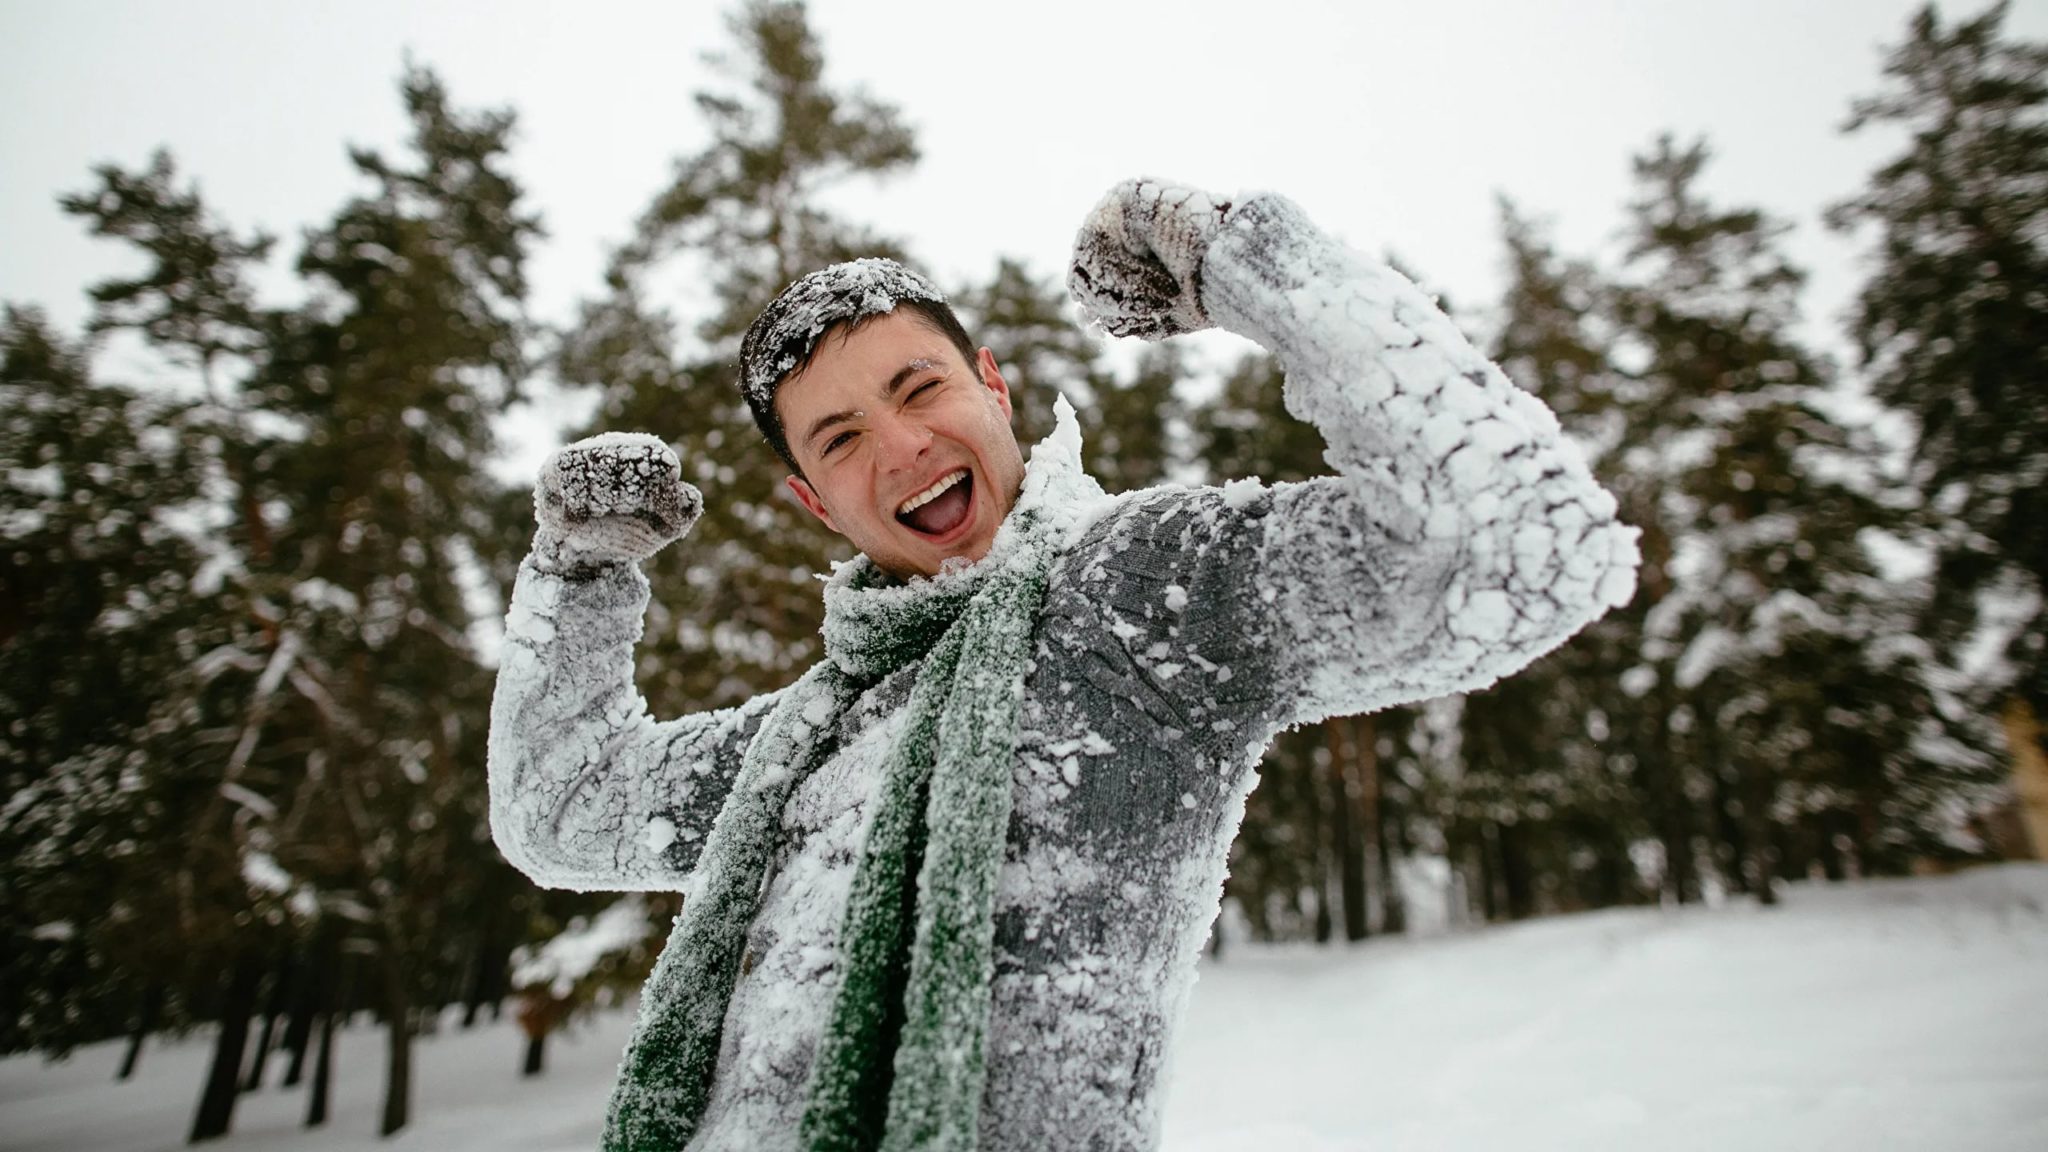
895;468;974;538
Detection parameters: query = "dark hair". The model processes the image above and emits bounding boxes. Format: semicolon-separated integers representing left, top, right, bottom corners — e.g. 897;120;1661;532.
738;259;978;475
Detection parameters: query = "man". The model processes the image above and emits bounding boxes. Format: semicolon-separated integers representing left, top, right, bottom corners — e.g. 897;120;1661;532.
488;180;1639;1151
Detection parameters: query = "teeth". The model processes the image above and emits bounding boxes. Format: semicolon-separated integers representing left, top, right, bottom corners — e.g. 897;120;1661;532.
898;470;967;516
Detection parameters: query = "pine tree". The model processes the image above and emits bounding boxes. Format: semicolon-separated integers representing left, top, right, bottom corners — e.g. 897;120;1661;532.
245;64;538;1136
956;257;1107;450
1828;2;2048;844
1613;136;1990;894
58;149;274;396
1455;199;1650;919
1194;352;1327;486
558;0;917;721
20;55;583;1143
0;308;225;1059
1088;345;1186;493
40;148;299;1140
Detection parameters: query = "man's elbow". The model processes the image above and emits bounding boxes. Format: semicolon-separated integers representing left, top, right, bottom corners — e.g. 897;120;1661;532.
1515;520;1639;645
488;766;687;894
488;811;639;894
485;729;601;890
487;776;577;890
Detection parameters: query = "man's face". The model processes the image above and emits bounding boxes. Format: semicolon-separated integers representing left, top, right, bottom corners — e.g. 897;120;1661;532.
776;308;1027;580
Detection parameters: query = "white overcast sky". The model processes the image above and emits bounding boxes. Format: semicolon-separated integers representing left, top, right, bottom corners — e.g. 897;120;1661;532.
5;0;2044;434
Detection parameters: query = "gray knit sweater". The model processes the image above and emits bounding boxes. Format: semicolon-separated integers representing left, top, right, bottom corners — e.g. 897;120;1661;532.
487;193;1639;1151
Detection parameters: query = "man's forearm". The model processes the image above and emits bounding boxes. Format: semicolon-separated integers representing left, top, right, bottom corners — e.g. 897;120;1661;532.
491;561;670;890
1200;192;1640;697
486;430;761;890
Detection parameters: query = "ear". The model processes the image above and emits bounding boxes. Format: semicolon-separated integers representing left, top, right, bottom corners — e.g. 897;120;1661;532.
786;474;839;533
975;346;1014;422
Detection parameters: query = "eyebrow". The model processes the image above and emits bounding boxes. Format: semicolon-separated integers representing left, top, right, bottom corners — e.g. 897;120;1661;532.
800;357;944;451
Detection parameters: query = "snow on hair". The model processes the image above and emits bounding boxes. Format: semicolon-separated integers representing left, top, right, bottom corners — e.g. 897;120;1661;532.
738;258;952;467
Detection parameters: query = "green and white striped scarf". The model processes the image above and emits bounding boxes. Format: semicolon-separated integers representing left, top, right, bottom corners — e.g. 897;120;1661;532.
602;402;1094;1152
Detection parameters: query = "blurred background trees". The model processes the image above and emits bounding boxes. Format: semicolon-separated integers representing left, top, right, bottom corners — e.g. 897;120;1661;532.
2;0;2043;1141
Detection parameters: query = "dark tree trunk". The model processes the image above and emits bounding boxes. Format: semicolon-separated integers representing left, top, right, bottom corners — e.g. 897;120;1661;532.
462;894;508;1029
188;955;262;1142
1714;773;1752;897
1327;718;1371;942
116;982;163;1081
1475;829;1499;922
1498;821;1537;921
1661;780;1702;904
461;938;488;1030
1753;838;1781;905
1778;818;1814;884
1644;687;1701;904
241;1011;278;1093
1242;886;1272;942
1311;866;1334;943
1816;811;1849;881
1376;761;1406;935
282;1014;311;1090
241;953;294;1091
281;934;332;1088
1699;706;1749;898
1744;768;1780;906
379;957;413;1137
1306;742;1334;944
306;1008;336;1128
1668;827;1701;903
1856;800;1892;876
1592;834;1631;908
305;948;349;1129
522;1029;546;1077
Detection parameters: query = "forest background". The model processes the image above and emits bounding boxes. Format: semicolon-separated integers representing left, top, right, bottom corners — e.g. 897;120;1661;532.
4;0;2046;1141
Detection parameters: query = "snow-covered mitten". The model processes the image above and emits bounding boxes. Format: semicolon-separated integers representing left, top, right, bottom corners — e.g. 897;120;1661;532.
1067;177;1233;340
532;432;701;577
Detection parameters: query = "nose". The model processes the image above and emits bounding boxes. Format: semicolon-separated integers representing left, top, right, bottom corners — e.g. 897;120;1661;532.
870;411;932;473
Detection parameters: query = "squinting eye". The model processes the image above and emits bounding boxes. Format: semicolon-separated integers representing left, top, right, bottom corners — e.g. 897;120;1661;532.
824;430;857;455
909;379;940;400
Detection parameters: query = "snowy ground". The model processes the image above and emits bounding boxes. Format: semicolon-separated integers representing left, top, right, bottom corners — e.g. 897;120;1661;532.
5;866;2045;1152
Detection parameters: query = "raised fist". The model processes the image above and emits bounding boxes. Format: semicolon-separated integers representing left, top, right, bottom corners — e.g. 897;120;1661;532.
1067;178;1233;340
532;432;701;576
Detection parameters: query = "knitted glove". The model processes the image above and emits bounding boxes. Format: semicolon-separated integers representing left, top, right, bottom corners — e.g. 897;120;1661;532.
1067;178;1233;340
532;432;701;577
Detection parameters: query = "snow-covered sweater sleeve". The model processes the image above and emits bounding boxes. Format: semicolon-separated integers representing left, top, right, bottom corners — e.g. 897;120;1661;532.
487;558;775;892
1070;193;1639;734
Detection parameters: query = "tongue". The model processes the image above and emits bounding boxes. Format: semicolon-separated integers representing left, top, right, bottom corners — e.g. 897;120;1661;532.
903;476;972;536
